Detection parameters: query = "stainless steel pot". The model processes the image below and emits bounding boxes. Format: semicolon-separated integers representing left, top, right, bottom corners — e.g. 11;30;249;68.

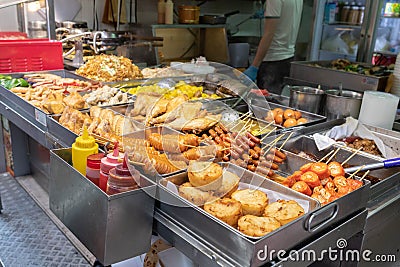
324;89;363;120
28;20;47;38
289;86;325;114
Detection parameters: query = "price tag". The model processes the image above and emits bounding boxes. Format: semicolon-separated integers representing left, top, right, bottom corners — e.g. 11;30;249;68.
35;109;47;127
362;77;378;86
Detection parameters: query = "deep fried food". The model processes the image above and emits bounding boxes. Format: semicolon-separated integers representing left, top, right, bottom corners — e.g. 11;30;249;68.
214;171;240;198
263;200;305;225
178;182;215;206
231;189;269;216
204;198;242;227
300;171;321;189
238;215;281;237
188;161;223;191
291;181;312;196
328;161;345;177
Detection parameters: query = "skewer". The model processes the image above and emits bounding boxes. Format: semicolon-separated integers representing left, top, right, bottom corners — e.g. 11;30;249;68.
278;131;295;151
341;147;363;166
258;120;275;134
318;149;335;163
262;134;285;156
183;144;198;148
225;112;251;128
359;170;370;182
246;120;254;132
260;127;278;142
326;147;341;164
128;160;145;166
347;165;366;180
237;118;252;135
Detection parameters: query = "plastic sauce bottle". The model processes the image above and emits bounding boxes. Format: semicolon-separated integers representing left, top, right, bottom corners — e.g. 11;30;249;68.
347;4;360;24
358;5;365;24
72;126;98;176
165;0;174;24
86;153;105;186
341;2;350;23
158;0;166;24
99;143;124;192
106;157;140;195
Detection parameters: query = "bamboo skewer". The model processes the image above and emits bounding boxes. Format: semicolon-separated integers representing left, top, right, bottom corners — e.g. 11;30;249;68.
225;112;251;128
128;160;145;166
359;170;370;182
262;134;285;156
260;127;278;142
237;118;252;135
326;147;341;164
347;165;365;179
278;131;294;151
318;149;335;163
341;147;363;166
258;120;275;133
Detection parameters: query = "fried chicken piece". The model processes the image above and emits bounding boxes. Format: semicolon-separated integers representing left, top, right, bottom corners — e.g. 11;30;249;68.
63;91;86;109
131;92;163;117
181;114;222;134
149;95;189;125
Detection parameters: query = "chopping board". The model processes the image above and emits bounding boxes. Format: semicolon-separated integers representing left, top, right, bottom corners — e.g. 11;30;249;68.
54;0;81;22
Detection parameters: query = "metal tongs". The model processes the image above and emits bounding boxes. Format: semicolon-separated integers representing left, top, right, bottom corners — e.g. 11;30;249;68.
344;157;400;173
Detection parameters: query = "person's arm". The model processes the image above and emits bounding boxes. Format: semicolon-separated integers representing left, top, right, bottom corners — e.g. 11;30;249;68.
251;18;279;68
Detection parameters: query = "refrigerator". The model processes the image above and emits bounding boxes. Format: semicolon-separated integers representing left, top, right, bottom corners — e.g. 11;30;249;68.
308;0;400;65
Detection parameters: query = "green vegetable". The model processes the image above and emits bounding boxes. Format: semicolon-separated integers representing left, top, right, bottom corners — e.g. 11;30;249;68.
0;77;29;89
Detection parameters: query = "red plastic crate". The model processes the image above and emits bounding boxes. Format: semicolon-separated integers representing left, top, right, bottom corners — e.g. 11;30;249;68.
0;38;63;73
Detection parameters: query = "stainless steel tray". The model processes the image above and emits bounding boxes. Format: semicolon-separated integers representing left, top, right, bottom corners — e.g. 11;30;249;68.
234;101;327;130
290;61;388;92
157;163;368;266
123;126;188;180
46;106;144;148
0;70;92;129
280;135;399;201
49;148;156;266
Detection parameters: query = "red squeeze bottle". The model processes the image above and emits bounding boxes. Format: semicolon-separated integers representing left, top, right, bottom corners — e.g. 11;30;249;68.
106;157;140;195
86;153;105;186
99;143;124;192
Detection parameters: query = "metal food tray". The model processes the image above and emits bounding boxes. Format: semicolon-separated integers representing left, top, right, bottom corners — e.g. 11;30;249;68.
49;148;156;266
123;126;188;181
46;105;144;148
290;61;388;92
297;120;400;161
158;162;369;266
280;135;399;201
0;70;91;129
234;101;326;130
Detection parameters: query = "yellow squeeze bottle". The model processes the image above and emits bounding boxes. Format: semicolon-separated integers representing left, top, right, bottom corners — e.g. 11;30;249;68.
72;126;98;176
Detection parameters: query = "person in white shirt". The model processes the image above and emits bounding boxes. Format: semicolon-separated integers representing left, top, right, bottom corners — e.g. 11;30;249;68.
243;0;303;94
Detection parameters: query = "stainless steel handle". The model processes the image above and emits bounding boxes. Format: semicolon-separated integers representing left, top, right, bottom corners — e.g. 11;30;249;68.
154;209;239;267
304;202;338;233
92;31;101;54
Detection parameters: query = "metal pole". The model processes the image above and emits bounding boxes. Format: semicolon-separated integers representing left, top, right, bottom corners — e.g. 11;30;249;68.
45;0;56;40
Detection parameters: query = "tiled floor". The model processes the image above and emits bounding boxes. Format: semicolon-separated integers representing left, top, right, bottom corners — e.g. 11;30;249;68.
0;173;91;266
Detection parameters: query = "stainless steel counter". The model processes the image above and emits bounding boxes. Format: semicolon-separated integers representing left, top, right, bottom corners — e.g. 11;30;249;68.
0;88;399;266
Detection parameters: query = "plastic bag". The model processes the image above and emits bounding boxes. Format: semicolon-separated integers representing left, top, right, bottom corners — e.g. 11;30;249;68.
321;31;349;54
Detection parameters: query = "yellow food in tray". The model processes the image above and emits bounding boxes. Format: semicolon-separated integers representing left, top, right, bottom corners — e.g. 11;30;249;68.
126;81;220;100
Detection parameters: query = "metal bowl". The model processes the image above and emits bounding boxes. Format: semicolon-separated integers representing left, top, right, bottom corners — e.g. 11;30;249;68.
324;89;363;120
289;86;325;114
